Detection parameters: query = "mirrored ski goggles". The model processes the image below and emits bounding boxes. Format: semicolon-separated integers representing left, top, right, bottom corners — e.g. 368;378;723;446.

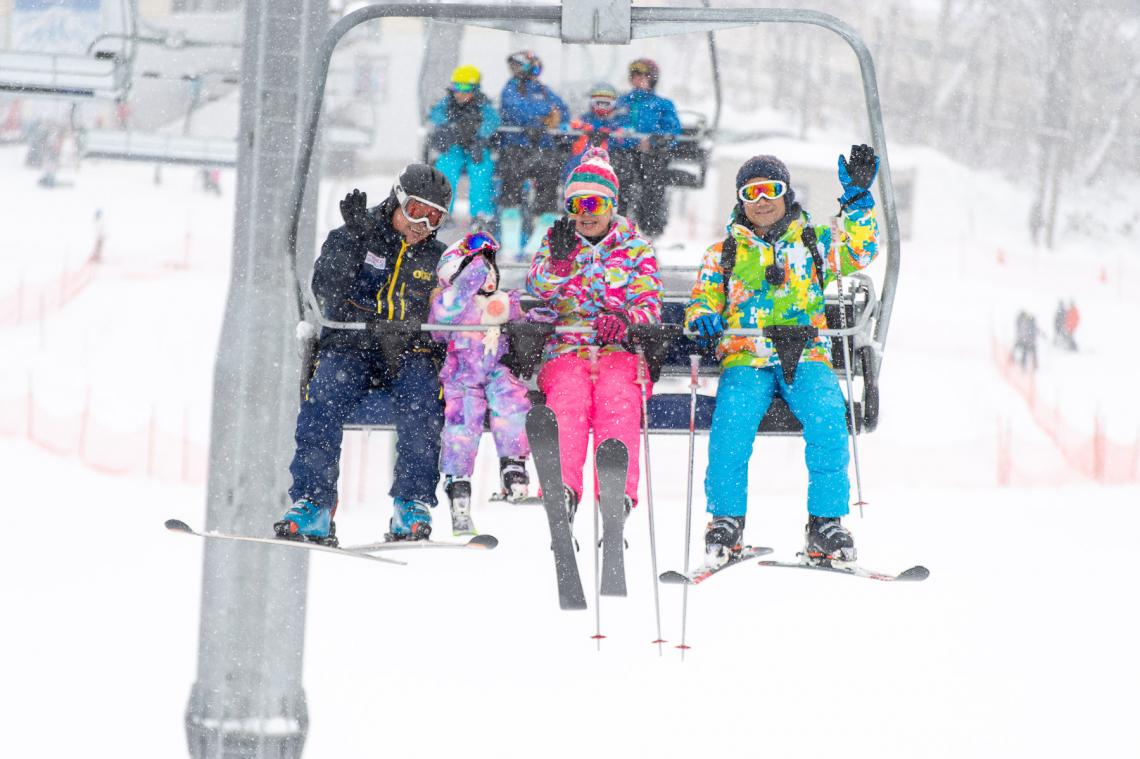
450;82;477;93
738;180;788;203
399;196;448;230
565;194;614;216
464;231;499;256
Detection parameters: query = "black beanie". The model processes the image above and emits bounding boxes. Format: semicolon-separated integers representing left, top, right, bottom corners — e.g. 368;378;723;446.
735;154;795;207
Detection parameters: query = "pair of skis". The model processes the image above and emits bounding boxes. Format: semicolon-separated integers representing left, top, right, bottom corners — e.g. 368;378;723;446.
660;547;929;585
526;405;631;610
164;518;498;566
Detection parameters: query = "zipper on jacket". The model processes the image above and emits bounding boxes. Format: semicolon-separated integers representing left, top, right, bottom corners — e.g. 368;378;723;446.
382;240;409;319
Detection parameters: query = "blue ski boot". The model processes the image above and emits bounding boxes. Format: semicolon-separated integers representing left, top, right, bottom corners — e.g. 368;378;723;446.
274;498;337;547
385;497;432;542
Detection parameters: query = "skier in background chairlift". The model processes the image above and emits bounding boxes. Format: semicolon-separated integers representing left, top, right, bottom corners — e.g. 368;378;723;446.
496;50;570;256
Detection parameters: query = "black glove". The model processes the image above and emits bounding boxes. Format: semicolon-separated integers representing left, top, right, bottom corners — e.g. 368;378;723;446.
456;121;479;153
840;144;878;189
340;189;378;238
549;215;578;262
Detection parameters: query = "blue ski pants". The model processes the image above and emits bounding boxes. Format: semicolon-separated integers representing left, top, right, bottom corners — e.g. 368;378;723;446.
288;348;444;509
705;362;850;519
435;146;496;218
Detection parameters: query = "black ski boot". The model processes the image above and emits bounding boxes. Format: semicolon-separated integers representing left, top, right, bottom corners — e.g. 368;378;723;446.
804;515;856;564
499;456;530;502
704;515;745;568
565;486;580;551
446;477;476;536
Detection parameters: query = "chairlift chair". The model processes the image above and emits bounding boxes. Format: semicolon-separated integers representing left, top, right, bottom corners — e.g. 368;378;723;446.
287;2;901;439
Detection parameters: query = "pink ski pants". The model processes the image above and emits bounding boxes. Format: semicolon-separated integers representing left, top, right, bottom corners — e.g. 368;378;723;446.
536;351;651;505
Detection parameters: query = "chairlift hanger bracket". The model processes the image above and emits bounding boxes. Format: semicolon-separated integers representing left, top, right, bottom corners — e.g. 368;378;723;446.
287;3;901;378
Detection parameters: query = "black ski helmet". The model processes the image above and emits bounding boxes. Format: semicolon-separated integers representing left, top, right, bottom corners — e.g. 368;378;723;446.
391;162;453;212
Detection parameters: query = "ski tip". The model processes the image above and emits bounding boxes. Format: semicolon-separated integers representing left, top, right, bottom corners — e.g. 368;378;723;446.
560;598;589;611
897;565;930;581
658;571;692;585
468;534;499;549
165;518;193;533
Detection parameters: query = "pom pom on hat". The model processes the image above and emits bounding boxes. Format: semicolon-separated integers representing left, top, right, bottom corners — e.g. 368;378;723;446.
564;147;620;201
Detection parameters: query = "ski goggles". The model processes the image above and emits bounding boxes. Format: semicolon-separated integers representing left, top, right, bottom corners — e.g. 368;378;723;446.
738;180;788;203
590;96;616;113
395;190;448;231
450;82;477;93
565;194;614;216
464;230;499;256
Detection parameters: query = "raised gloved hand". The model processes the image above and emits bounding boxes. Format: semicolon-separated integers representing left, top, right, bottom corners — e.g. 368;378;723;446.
689;313;726;340
547;215;579;275
837;144;879;211
594;311;630;345
340;189;379;238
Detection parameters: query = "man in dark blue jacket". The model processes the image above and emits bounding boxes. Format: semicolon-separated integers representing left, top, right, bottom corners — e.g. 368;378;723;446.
275;164;452;544
497;50;569;247
612;58;682;238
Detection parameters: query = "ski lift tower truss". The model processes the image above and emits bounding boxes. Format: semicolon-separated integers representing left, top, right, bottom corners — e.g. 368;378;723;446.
287;1;902;375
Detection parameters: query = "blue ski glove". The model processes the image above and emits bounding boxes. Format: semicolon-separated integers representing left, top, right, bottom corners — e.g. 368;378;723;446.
689;313;726;341
837;143;879;211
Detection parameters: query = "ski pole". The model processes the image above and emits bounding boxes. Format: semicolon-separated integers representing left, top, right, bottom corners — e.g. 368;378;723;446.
635;345;666;654
678;353;701;656
591;469;604;648
830;214;868;518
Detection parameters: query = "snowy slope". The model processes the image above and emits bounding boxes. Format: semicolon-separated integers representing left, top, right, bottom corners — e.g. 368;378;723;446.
2;134;1138;759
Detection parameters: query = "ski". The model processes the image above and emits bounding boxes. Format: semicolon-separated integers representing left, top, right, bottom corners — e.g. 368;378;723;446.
596;438;629;597
757;558;929;582
164;519;406;566
659;545;774;585
526;405;587;610
343;534;499;552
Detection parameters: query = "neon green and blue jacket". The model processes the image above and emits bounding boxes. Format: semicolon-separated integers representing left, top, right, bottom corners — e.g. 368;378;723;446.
684;207;878;370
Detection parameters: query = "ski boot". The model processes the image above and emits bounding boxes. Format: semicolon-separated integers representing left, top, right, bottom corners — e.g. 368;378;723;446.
562;486;580;552
499;456;530;502
446;477;476;536
804;515;857;565
385;497;432;542
599;495;633;549
704;515;745;568
274;498;338;547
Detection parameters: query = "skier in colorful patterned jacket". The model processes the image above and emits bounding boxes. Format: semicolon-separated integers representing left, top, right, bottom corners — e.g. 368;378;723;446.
429;232;533;536
684;146;879;568
275;163;453;545
526;147;663;538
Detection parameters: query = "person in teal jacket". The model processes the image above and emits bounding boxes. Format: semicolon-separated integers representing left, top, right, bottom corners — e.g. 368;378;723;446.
429;65;501;226
612;58;682;237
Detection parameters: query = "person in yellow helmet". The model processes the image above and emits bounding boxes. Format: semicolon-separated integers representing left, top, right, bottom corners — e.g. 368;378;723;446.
428;65;501;229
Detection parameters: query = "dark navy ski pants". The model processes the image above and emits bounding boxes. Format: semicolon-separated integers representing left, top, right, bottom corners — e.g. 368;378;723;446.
288;348;444;509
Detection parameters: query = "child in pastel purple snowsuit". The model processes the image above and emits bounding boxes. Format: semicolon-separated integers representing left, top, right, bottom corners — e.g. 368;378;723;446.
430;232;532;535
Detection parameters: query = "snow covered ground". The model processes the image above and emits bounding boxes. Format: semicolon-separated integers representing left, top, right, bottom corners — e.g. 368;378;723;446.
3;133;1138;759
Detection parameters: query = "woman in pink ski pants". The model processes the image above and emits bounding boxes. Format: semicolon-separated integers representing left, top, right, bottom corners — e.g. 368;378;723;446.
525;148;663;512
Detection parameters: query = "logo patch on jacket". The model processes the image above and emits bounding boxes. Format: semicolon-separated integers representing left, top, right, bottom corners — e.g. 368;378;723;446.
413;269;433;281
365;252;386;270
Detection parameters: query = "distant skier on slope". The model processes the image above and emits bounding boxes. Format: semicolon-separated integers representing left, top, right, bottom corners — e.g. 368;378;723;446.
275;163;452;545
525;147;662;538
685;147;880;568
429;231;535;536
